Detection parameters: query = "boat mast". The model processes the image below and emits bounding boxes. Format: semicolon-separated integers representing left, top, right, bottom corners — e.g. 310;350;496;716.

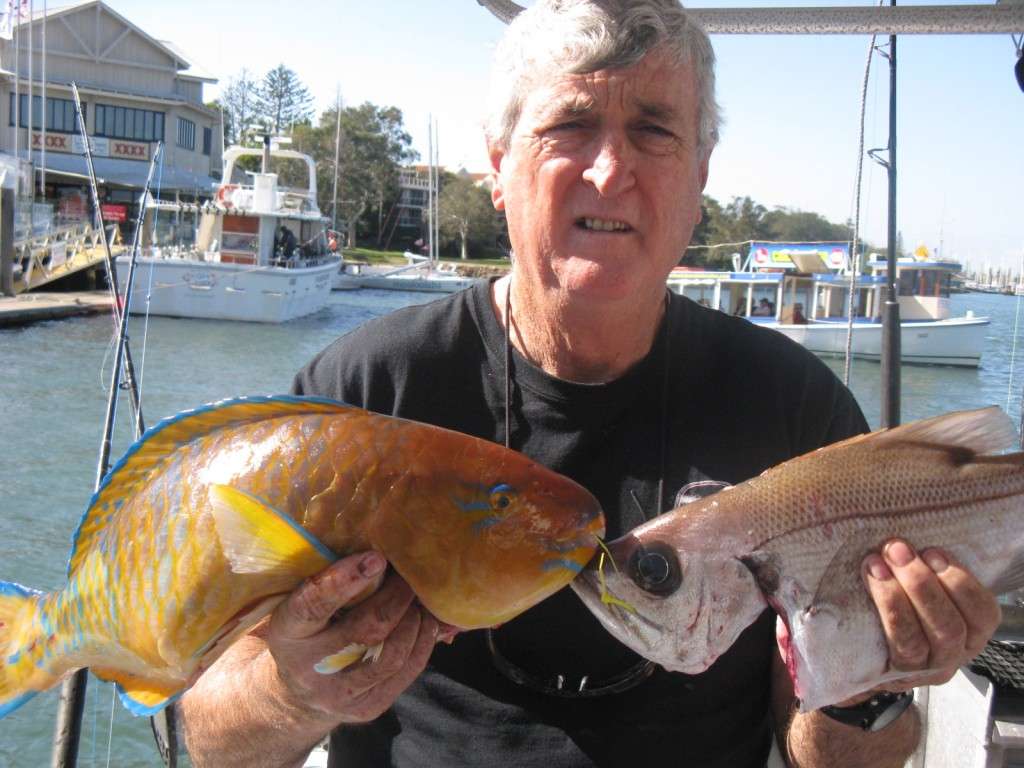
879;0;901;429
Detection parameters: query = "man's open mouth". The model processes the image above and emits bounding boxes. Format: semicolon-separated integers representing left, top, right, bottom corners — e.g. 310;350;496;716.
576;217;633;233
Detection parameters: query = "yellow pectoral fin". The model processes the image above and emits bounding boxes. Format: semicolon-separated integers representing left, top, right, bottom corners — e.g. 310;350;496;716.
92;667;183;716
208;484;336;579
314;643;383;675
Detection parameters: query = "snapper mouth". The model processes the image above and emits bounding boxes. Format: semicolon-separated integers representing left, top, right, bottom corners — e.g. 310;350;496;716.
575;217;633;233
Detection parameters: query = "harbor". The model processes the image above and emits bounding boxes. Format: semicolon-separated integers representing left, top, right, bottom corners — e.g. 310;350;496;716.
0;0;1022;766
2;288;1023;766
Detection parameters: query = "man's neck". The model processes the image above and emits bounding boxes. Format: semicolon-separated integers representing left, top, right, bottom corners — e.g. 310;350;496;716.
491;276;666;384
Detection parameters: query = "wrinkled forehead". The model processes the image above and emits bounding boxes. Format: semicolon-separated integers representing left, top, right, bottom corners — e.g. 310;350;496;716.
516;51;699;132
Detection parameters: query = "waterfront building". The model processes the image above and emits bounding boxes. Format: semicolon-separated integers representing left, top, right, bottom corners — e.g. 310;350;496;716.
1;0;221;235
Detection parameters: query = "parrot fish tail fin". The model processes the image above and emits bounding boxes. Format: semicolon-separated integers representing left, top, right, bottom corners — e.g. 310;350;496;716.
0;581;53;719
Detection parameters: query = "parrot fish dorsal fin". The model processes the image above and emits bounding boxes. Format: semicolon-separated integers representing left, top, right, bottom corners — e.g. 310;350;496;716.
92;667;183;716
208;484;337;576
871;406;1017;456
68;396;355;577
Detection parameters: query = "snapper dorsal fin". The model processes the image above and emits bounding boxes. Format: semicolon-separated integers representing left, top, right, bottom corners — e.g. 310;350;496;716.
67;396;357;577
840;406;1017;457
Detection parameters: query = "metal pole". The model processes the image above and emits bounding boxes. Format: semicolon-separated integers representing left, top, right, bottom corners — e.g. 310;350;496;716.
40;0;45;198
427;116;433;265
434;119;439;266
879;5;901;429
331;87;341;233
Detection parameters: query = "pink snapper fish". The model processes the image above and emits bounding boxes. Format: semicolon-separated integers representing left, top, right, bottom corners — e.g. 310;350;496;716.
0;396;603;719
572;407;1024;710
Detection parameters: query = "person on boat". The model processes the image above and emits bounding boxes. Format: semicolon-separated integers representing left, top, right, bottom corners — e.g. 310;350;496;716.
752;297;774;316
179;2;1001;766
792;302;808;324
278;225;298;260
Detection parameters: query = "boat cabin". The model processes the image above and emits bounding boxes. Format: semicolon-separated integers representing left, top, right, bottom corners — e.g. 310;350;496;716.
866;256;961;321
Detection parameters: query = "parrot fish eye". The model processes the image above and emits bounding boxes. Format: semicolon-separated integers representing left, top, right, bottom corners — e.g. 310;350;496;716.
489;483;515;510
629;541;682;596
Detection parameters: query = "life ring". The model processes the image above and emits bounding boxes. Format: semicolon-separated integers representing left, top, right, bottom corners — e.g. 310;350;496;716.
216;184;238;209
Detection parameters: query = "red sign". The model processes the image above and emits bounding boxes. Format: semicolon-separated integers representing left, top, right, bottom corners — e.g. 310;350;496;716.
100;203;128;222
111;140;149;160
31;133;70;151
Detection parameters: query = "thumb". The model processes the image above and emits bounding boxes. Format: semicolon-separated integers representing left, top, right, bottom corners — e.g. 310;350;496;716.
275;551;387;640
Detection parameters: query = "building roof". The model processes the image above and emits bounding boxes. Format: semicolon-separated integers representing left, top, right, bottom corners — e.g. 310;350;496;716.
17;1;216;83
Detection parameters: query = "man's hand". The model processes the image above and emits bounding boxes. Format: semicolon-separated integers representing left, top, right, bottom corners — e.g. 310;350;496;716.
261;550;442;725
858;539;1001;697
180;551;448;767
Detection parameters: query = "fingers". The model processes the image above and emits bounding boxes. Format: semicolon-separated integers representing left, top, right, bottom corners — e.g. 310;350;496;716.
864;540;1001;685
337;610;440;724
918;548;1001;658
274;552;387;640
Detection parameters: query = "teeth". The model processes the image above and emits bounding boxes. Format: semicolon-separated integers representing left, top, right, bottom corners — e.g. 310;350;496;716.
582;218;629;232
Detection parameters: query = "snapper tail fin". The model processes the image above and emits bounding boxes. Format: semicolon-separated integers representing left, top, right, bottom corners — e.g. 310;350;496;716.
0;581;53;719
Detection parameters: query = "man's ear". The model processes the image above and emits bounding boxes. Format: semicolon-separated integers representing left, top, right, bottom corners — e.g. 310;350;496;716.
488;141;506;212
698;147;712;193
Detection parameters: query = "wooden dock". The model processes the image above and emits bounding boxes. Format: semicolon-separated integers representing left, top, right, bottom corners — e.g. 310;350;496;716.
0;290;112;327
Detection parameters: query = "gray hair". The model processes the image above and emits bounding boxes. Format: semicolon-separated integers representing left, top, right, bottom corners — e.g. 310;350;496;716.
486;0;721;157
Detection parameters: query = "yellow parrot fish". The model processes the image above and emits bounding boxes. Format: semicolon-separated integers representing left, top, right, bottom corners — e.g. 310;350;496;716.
0;396;604;718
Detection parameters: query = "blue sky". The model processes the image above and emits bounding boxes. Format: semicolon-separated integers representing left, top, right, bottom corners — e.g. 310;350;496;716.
108;0;1023;272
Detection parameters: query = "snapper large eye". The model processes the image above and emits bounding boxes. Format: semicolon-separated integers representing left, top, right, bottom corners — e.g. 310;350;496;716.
629;541;682;596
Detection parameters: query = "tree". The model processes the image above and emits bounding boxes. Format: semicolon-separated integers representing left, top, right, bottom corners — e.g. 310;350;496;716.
220;69;259;146
439;174;502;260
292;103;416;247
256;65;314;135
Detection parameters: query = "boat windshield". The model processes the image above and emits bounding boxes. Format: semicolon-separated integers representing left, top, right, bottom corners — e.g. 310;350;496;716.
899;269;952;299
228;155;312;194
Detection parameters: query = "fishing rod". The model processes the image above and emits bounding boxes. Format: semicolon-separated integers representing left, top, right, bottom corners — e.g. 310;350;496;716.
51;89;163;768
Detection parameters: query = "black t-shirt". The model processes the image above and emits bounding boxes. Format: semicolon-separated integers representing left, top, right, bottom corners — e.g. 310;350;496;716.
291;279;868;767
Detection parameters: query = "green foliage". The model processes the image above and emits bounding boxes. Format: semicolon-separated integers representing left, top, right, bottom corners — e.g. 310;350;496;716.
688;194;862;268
254;65;315;135
220;69;260;146
438;174;503;260
290;102;417;247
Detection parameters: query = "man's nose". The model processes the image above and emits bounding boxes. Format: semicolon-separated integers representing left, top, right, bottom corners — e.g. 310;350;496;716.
581;134;635;197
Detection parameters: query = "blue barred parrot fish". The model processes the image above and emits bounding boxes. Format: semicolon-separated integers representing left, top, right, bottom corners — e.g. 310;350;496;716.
0;396;604;718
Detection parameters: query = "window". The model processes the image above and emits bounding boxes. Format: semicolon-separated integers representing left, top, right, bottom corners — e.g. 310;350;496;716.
94;104;164;141
202;126;212;156
8;95;84;133
177;117;195;150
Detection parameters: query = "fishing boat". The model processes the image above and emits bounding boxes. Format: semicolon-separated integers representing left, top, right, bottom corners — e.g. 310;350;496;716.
115;137;339;323
333;252;475;293
668;242;990;367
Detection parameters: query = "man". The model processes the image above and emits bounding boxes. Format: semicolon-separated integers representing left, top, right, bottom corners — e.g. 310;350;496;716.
180;2;1000;766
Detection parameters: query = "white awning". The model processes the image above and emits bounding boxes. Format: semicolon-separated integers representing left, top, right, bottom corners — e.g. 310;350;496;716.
31;151;218;195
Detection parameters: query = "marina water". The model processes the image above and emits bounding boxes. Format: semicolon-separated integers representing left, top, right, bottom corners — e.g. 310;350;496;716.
1;288;1021;766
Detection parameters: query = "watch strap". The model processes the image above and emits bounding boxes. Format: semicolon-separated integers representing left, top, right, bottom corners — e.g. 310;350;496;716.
819;690;914;732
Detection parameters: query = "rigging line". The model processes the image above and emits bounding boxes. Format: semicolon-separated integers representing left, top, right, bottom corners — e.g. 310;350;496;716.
844;11;882;387
136;145;167;411
103;684;116;768
1008;255;1024;417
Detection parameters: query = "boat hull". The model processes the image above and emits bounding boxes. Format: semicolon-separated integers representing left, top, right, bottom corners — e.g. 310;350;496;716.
767;316;990;367
332;271;475;294
116;257;338;323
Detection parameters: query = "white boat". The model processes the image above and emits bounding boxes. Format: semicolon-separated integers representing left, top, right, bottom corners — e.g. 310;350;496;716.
117;139;339;323
333;251;476;294
668;242;990;367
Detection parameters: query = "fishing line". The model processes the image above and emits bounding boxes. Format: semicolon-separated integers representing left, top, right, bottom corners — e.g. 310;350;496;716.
843;5;883;387
136;146;167;408
104;683;116;768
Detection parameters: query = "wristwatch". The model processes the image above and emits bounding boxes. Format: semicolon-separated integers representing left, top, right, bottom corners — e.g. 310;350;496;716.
819;690;915;732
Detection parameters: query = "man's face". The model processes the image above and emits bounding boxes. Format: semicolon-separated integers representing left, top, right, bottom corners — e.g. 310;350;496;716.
490;50;710;305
